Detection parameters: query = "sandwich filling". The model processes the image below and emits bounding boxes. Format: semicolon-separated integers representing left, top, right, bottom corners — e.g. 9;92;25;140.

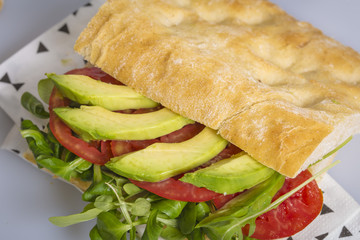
20;67;336;240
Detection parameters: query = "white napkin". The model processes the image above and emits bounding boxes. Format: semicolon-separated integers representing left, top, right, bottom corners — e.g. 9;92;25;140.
0;0;359;239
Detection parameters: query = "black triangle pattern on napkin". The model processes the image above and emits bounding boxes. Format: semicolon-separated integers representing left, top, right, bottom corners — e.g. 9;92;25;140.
12;83;24;91
339;226;352;238
84;2;92;7
11;149;20;154
58;23;70;34
73;10;78;16
315;232;329;240
0;73;24;91
37;42;48;53
286;237;293;240
320;203;334;215
0;73;11;84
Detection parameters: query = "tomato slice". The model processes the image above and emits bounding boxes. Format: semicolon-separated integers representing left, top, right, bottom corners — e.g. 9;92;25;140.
160;123;204;143
66;67;122;85
111;139;159;157
243;170;323;239
49;86;110;165
130;177;222;202
212;192;241;209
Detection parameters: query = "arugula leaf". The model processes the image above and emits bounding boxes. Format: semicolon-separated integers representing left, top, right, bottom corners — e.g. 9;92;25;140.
160;226;186;240
123;183;142;196
178;202;197;235
94;195;116;211
21;119;93;181
90;226;104;240
106;182;133;226
61;148;76;162
49;207;104;227
152;199;187;219
50;196;116;228
75;159;93;173
188;228;206;240
97;211;131;240
131;198;151;216
45;125;63;159
20;121;53;158
21;92;49;119
198;173;285;240
37;157;91;181
195;202;210;222
320;136;352;161
37;156;77;180
141;210;163;240
82;179;114;202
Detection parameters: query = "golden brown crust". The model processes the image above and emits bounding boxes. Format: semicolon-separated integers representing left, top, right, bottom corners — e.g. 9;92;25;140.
74;0;360;177
218;100;335;176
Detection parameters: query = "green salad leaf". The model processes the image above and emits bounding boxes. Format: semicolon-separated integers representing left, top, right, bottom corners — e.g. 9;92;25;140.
90;226;104;240
21;92;49;119
142;210;163;240
38;78;54;104
179;202;197;235
152;199;187;219
50;205;104;228
160;226;186;240
97;211;132;240
20;119;93;181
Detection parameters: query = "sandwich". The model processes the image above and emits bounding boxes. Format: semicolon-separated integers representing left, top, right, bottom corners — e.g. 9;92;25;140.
20;0;360;239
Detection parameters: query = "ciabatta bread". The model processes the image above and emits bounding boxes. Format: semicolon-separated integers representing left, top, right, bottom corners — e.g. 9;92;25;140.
74;0;360;177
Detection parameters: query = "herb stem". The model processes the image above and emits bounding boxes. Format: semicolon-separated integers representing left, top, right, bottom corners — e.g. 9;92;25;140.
93;164;102;183
105;182;133;226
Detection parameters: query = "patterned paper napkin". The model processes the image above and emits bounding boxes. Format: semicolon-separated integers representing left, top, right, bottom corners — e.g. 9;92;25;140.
0;1;359;239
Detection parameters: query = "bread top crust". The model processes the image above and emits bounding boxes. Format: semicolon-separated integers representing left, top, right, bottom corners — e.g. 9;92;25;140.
74;0;360;177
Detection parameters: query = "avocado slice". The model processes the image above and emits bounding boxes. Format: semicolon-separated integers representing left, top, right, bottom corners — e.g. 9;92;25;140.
46;73;158;110
180;153;275;194
105;127;228;182
53;106;194;141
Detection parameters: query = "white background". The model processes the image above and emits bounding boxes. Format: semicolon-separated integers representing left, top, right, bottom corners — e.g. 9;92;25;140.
0;1;360;239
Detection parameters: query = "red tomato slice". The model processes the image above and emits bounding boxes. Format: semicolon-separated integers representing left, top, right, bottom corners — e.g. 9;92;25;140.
66;67;122;85
48;86;110;165
130;177;222;202
212;192;241;209
101;141;113;159
160;123;204;143
111;139;159;157
243;170;323;239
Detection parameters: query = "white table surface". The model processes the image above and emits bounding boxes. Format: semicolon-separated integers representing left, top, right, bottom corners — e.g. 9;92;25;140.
0;1;360;239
